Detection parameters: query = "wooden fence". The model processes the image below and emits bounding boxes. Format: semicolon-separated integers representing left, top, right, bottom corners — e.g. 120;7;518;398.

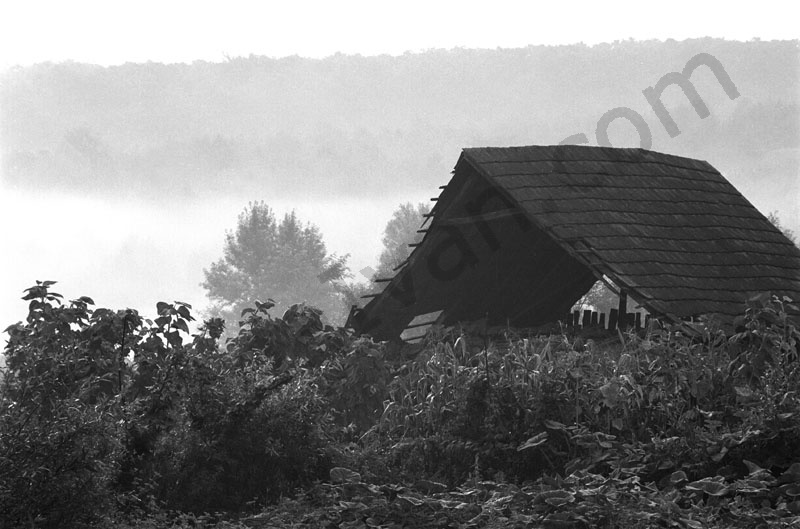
563;308;650;332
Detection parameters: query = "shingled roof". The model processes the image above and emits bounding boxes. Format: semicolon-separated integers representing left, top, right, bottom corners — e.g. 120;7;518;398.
351;145;800;341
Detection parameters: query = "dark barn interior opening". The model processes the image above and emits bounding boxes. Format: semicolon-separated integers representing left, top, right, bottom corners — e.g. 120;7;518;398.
350;145;800;342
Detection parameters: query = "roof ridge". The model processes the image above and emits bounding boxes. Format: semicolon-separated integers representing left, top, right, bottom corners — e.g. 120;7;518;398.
462;144;714;168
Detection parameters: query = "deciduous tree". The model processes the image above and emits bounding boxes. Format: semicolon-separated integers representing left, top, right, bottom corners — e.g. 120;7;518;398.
202;201;349;326
373;202;430;281
767;211;797;246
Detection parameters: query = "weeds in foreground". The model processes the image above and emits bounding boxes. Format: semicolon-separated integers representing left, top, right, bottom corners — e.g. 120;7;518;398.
2;285;798;528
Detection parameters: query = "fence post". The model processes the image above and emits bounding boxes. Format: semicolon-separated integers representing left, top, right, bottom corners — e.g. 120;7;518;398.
617;291;628;330
609;309;618;331
599;312;606;329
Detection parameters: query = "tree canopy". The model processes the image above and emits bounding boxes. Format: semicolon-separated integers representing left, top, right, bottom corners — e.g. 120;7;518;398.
202;201;349;325
336;202;430;315
373;202;430;281
768;211;797;246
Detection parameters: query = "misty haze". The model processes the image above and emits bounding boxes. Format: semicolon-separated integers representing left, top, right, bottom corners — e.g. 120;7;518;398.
1;38;798;332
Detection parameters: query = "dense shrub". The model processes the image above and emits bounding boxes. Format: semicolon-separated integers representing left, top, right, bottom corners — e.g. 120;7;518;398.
120;299;348;513
2;284;798;527
0;282;354;523
376;295;800;487
1;283;124;528
320;337;389;432
154;373;334;512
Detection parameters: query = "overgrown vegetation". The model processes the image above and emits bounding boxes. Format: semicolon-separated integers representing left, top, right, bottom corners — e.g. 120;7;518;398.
1;283;799;528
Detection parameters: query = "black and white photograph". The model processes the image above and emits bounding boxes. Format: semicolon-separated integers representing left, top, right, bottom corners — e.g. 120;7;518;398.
1;2;798;527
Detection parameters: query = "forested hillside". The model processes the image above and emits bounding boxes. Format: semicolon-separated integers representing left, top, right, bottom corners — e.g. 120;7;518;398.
2;39;798;216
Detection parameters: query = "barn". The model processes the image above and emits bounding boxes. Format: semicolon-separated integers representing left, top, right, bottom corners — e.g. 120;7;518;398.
349;145;800;341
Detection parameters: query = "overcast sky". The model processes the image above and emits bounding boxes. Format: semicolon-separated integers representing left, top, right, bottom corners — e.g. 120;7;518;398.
0;1;798;338
2;1;798;69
